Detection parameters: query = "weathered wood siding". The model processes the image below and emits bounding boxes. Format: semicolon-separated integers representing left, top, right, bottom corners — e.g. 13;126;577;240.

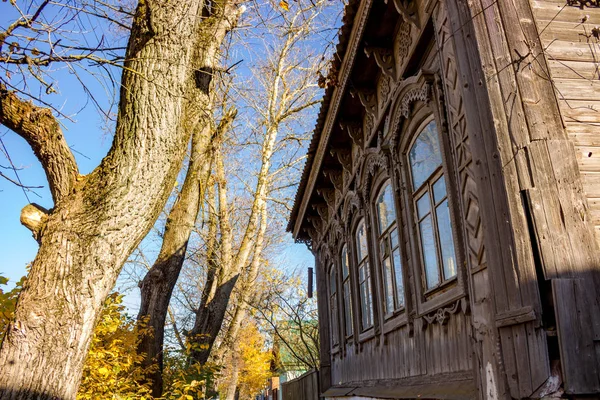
531;0;600;244
281;369;319;400
330;313;472;384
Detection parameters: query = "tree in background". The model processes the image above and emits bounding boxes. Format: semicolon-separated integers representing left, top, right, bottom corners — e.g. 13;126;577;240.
0;0;242;397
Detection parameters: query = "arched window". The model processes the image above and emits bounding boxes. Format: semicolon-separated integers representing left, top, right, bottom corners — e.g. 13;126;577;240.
355;219;374;330
374;181;404;316
329;264;339;347
408;120;457;290
341;245;353;337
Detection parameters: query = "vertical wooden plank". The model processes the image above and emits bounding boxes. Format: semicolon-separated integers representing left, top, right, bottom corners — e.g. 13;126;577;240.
552;279;600;394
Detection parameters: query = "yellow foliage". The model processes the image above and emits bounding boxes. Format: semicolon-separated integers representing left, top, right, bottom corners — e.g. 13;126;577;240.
0;275;25;344
219;322;272;399
77;293;155;399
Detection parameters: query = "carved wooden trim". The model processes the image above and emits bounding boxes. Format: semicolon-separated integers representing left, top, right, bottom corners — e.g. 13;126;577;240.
313;203;329;223
293;0;374;239
390;0;420;28
339;120;364;148
330;148;352;173
422;298;469;328
351;88;379;119
364;46;396;79
323;169;344;195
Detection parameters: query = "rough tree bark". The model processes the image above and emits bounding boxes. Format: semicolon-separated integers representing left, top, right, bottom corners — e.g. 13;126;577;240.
137;108;236;397
0;0;240;398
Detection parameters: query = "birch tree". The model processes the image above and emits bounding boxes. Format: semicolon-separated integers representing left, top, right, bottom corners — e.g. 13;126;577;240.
0;0;242;397
186;0;335;366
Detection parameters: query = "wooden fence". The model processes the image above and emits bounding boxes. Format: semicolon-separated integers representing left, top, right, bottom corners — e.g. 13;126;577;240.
281;369;319;400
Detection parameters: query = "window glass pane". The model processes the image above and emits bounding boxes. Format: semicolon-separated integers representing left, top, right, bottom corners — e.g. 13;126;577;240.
344;281;353;335
409;121;443;191
359;262;373;329
341;245;349;278
419;215;440;289
417;192;431;219
365;261;373;327
330;267;336;294
356;220;368;262
392;248;404;308
390;228;398;249
376;183;396;233
433;176;447;204
436;200;457;280
382;256;394;314
331;292;338;345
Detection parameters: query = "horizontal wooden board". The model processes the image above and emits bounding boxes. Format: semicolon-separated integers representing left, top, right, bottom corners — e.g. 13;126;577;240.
560;100;600;123
548;59;600;80
543;39;598;63
532;2;600;25
553;78;600;101
538;20;600;43
567;123;600;146
581;172;600;197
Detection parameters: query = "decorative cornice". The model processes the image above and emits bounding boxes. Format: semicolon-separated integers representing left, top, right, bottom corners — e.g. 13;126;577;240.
317;187;337;212
292;0;374;239
364;46;396;79
391;0;420;28
330;147;353;173
350;87;379;119
323;169;344;194
340;120;364;148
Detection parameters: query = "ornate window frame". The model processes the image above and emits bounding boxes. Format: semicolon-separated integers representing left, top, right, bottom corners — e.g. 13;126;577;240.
351;215;377;340
368;172;410;332
388;71;467;317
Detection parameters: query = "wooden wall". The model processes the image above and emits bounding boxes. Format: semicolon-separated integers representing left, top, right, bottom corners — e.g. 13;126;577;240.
330;313;472;385
531;0;600;243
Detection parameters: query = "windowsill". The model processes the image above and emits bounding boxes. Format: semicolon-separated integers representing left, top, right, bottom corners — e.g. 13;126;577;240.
331;344;341;356
423;276;458;297
418;280;464;316
358;327;375;343
382;310;408;334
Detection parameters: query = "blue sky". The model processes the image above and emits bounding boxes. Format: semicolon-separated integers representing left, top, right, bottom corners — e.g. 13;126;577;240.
0;0;326;309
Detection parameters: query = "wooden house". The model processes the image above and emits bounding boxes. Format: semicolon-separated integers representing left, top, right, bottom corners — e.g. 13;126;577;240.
287;0;600;398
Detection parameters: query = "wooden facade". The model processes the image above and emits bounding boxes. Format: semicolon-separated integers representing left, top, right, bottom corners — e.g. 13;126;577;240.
288;0;600;399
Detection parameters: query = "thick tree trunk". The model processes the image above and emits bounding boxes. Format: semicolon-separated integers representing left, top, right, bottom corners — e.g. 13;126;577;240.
0;0;240;398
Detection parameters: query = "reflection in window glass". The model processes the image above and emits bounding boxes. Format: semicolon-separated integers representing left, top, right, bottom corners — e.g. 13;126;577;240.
376;184;396;232
329;266;338;346
375;182;405;315
392;248;404;307
356;220;373;330
419;216;440;288
409;120;458;292
436;200;457;280
409;121;443;191
341;245;353;336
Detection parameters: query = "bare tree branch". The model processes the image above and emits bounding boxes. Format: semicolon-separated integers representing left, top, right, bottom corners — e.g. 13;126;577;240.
0;84;78;203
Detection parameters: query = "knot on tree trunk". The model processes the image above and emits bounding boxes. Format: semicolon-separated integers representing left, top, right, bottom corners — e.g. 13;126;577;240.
20;203;50;243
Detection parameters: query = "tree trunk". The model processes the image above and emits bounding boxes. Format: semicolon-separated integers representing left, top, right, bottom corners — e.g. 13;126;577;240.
137;109;236;397
0;0;240;398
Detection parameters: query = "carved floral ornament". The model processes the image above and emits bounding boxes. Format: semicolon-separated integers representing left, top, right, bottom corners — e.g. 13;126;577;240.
422;297;470;329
